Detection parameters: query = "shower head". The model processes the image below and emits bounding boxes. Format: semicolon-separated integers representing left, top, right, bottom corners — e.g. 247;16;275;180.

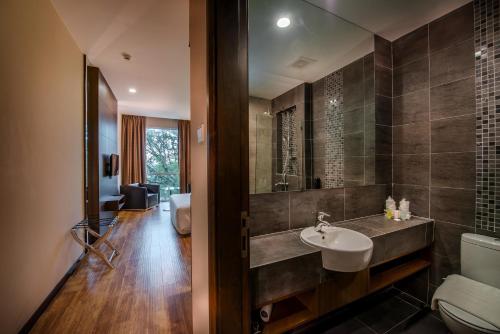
263;106;273;118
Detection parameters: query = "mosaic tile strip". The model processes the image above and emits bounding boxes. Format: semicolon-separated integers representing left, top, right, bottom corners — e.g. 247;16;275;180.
278;107;298;175
474;0;499;232
324;70;344;188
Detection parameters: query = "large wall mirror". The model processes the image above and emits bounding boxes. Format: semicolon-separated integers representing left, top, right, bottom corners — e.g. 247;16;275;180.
249;0;375;194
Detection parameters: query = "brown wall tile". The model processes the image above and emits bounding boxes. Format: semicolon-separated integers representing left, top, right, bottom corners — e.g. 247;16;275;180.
344;59;365;110
345;156;365;184
429;2;474;53
345;132;364;156
430;76;475;120
429;38;474;87
393;25;429;67
249;192;289;236
251;253;322;306
430;187;475;226
393;57;429;96
312;78;325;101
375;35;392;68
431;152;475;189
393;89;430;126
433;221;474;257
375;65;392;97
375;125;392;155
393;184;430;218
384;224;428;260
393;154;430;186
430;219;473;285
430;252;460;285
375;95;392;126
289;188;345;229
431;114;475;153
375;154;392;184
344;107;364;134
345;185;389;219
394;122;430;154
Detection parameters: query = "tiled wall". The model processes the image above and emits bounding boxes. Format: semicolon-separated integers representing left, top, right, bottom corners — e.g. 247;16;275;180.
250;0;498;309
277;106;298;175
474;0;499;233
323;70;344;188
271;84;311;191
391;2;480;302
374;36;394;185
249;184;389;237
252;41;393;238
311;54;379;188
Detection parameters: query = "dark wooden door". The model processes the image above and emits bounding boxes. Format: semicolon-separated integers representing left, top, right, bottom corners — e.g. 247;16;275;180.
207;0;250;333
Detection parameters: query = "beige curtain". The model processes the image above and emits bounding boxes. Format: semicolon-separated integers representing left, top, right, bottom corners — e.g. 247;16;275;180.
121;115;146;185
178;120;191;193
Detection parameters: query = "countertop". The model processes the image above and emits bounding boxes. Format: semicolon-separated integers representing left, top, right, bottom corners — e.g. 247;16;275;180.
250;215;433;269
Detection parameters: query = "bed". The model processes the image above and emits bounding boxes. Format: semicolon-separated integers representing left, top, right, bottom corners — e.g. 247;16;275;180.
170;193;191;235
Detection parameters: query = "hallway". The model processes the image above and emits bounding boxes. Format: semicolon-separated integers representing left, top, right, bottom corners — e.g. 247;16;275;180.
32;204;192;333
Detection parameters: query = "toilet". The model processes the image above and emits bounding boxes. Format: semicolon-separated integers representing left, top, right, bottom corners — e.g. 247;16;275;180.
433;234;500;334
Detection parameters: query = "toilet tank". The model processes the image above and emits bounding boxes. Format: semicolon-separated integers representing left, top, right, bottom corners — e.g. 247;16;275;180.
461;233;500;289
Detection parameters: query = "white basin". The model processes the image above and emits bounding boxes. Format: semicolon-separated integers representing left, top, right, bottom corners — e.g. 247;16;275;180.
300;226;373;272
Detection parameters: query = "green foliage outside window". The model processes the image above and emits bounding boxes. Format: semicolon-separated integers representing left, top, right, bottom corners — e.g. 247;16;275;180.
146;128;180;201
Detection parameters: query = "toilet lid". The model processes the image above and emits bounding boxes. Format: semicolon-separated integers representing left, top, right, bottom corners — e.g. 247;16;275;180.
439;301;500;333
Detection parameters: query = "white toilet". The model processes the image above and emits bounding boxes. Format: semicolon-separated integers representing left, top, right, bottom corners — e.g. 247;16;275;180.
434;233;500;334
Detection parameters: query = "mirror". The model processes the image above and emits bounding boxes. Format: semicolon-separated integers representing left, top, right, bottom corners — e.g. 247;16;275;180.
249;0;375;193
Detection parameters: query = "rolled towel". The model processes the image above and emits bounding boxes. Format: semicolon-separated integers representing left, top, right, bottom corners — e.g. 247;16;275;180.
260;304;273;323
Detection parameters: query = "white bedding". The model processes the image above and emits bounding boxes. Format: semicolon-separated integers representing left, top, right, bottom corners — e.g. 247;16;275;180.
170;193;191;235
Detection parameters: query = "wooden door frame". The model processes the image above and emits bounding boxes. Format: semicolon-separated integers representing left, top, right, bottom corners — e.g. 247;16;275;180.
207;0;249;333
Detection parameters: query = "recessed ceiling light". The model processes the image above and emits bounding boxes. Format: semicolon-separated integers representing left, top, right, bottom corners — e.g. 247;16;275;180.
277;17;290;28
122;52;131;61
129;87;137;94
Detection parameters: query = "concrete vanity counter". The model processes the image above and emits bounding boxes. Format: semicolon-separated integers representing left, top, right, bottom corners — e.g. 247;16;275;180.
250;215;434;307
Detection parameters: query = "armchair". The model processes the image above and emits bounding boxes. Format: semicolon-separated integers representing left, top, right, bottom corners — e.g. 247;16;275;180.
120;183;160;210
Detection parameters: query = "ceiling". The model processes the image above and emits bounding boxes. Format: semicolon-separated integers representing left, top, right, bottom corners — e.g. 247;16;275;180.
250;0;470;100
51;0;470;116
51;0;190;120
249;0;373;100
306;0;471;42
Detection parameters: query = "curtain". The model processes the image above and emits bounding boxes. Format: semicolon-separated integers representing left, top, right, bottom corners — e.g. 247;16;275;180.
121;115;146;185
178;120;191;193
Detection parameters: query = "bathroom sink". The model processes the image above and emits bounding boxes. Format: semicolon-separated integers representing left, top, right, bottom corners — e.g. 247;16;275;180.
300;226;373;272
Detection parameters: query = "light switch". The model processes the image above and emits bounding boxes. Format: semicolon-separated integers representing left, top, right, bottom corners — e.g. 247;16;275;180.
197;123;205;143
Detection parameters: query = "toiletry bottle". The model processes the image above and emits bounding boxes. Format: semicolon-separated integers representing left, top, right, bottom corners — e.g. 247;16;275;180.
385;196;396;219
399;198;410;220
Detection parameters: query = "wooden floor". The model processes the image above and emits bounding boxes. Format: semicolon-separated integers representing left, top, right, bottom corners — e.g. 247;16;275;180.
31;204;192;334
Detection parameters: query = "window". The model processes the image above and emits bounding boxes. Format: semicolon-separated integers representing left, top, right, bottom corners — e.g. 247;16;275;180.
146;128;180;201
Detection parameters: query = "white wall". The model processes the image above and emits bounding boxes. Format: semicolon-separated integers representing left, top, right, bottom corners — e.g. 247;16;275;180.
189;0;210;332
0;0;84;332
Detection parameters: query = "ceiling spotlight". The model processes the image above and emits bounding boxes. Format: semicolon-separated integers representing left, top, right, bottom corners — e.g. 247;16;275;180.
129;87;137;94
277;17;291;28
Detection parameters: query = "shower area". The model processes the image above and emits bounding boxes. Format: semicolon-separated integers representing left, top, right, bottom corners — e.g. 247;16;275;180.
249;83;311;194
275;106;298;192
249;97;273;194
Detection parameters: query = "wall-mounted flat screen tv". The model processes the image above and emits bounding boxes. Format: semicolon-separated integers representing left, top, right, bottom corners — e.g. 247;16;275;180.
109;154;119;176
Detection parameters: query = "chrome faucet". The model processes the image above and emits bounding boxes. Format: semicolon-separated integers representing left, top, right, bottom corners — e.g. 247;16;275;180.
315;211;331;233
